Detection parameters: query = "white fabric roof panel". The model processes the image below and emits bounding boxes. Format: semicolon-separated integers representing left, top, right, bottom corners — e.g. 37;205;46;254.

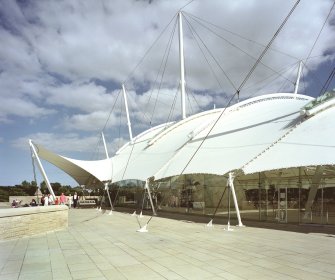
111;123;174;181
243;105;335;174
34;142;112;185
112;112;221;182
154;93;313;180
63;157;113;183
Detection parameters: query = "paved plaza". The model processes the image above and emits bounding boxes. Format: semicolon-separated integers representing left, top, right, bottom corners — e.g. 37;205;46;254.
0;208;335;280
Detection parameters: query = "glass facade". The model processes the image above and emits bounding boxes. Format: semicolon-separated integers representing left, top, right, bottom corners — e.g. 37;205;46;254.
108;166;335;226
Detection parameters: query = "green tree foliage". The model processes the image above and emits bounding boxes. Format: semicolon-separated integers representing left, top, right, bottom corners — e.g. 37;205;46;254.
59;185;72;196
51;182;62;193
0;187;10;202
21;180;30;187
0;181;81;200
10;186;26;196
0;180;93;202
20;180;38;195
40;181;47;194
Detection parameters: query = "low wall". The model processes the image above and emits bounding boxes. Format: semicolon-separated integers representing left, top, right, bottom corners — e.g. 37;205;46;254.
0;205;68;240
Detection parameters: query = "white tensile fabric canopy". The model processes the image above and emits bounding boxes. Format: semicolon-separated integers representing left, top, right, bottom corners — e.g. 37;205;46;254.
153;93;313;179
111;111;221;182
243;105;335;174
32;92;335;186
32;143;113;186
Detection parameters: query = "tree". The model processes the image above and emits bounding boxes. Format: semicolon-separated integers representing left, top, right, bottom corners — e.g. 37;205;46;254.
51;182;62;194
40;181;47;194
21;180;30;187
59;185;72;196
21;180;36;195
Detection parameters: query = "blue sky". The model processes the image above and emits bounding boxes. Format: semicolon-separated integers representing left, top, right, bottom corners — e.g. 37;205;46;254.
1;0;334;187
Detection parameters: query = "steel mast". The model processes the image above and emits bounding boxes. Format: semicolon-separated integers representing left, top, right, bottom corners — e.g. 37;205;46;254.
178;11;186;119
122;84;134;144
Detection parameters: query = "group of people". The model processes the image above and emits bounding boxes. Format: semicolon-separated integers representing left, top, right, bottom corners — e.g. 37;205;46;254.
41;192;71;206
11;199;22;208
11;192;80;208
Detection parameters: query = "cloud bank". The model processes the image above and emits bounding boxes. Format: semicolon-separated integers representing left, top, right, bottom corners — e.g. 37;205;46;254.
0;0;334;185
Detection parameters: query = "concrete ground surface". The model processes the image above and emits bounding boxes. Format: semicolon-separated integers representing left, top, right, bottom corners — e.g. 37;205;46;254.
0;208;335;280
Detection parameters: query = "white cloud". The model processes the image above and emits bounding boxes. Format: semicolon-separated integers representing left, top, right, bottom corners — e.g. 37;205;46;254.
127;87;214;125
12;132;128;160
2;0;335;186
0;97;56;123
62;111;117;132
1;0;334;124
45;82;117;113
12;132;101;154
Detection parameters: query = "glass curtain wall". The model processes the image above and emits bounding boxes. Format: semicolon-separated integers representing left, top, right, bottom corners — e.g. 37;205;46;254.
107;167;335;226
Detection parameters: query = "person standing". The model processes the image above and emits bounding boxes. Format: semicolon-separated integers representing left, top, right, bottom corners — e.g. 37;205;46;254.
60;193;66;205
44;195;49;206
48;194;54;205
73;192;79;208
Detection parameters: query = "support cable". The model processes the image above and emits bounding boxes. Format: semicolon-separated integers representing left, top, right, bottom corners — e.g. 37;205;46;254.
242;61;298;95
88;88;122;161
117;93;124;150
305;1;335;65
112;143;136;207
235;0;301;101
277;61;302;93
186;85;202;114
185;12;300;61
184;16;231;99
319;66;335;96
210;185;228;221
183;15;237;92
149;18;178;125
179;0;195;11
91;13;179;162
184;12;296;90
165;85;180;123
124;15;178;84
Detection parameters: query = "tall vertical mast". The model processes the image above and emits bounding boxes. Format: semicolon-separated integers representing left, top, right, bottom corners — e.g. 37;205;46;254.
101;132;109;158
178;11;186;119
122;84;133;144
294;61;303;95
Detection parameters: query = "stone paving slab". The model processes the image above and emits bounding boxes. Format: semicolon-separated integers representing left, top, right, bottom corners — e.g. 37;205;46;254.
0;209;334;280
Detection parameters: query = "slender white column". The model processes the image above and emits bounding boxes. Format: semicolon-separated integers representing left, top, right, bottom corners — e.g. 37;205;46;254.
178;11;186;119
122;84;133;143
294;61;302;95
229;172;244;227
29;140;56;200
105;182;114;213
145;179;157;216
101;132;109;158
